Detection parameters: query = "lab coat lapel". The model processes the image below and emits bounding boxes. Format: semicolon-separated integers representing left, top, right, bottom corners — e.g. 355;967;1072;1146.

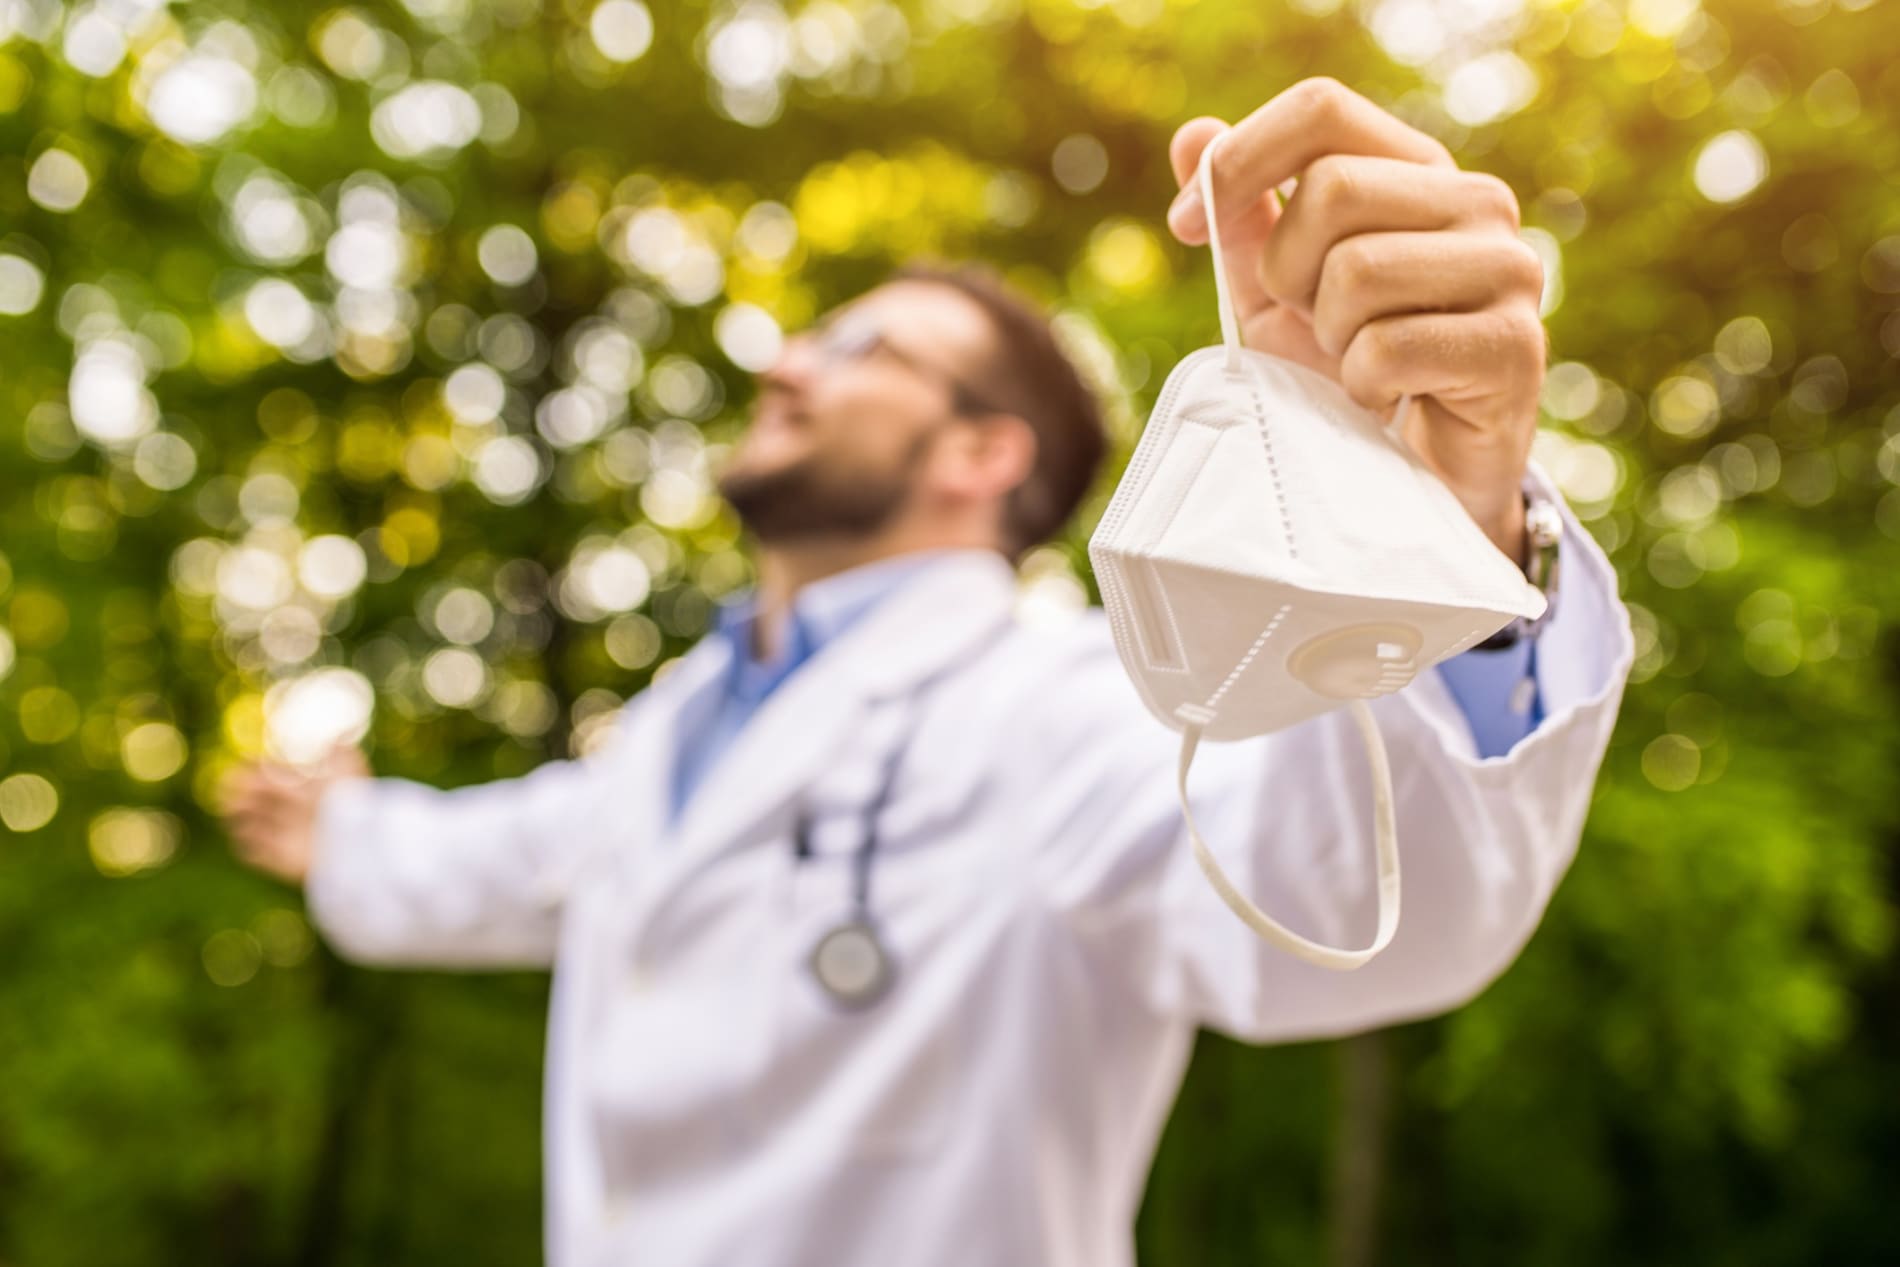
651;551;1018;895
603;634;735;879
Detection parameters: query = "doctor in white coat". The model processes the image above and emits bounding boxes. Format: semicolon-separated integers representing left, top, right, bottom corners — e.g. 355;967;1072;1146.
226;80;1632;1267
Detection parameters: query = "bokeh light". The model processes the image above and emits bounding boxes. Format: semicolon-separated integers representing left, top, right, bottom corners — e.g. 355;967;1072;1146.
0;255;46;316
263;668;374;765
590;0;655;62
1693;130;1768;203
0;773;58;833
27;149;89;212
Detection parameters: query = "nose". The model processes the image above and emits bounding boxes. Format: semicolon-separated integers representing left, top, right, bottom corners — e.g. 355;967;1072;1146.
759;330;821;395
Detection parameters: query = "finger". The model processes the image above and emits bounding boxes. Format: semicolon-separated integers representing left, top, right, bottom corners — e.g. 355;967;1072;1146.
1168;118;1283;334
1172;78;1455;243
226;799;290;829
1262;158;1520;312
235;841;296;882
1241;304;1338;380
222;800;272;836
221;781;266;817
1310;231;1545;359
230;832;279;867
220;766;271;806
227;817;289;856
233;830;301;878
321;743;370;780
1354;340;1541;551
1168;116;1226;188
1337;307;1547;430
1167;117;1283;252
257;761;312;791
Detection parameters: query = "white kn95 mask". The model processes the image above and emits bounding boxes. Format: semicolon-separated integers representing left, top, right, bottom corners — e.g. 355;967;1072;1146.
1088;133;1547;971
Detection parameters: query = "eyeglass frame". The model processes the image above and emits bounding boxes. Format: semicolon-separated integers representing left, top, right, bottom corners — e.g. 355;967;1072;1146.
801;308;1008;420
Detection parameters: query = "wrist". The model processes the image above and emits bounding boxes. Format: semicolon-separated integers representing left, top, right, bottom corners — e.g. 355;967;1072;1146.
1479;494;1529;567
1474;482;1563;651
1482;497;1527;566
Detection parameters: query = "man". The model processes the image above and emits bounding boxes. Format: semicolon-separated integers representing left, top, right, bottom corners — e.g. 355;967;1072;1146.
225;81;1631;1267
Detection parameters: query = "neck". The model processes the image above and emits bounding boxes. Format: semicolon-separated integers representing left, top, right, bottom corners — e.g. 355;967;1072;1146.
750;524;996;660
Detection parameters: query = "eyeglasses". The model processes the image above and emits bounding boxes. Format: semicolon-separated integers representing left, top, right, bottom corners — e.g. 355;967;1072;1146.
806;309;1003;419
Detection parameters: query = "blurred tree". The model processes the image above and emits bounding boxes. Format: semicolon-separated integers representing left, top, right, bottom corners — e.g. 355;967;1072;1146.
0;0;1895;1264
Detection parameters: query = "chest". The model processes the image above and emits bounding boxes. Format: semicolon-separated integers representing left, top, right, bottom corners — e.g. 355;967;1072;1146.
564;692;1043;1175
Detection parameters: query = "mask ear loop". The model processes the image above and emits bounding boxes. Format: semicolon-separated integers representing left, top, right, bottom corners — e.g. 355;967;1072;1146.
1196;133;1244;376
1174;700;1401;971
1177;132;1404;971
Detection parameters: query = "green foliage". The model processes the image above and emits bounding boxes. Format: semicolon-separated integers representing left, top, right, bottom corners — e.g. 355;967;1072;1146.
1;0;1896;1263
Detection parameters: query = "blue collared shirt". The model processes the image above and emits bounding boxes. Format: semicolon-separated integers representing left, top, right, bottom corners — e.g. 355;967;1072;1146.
669;553;943;820
670;555;1542;819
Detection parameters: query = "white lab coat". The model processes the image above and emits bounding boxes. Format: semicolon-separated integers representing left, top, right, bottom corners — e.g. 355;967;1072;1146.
308;468;1632;1267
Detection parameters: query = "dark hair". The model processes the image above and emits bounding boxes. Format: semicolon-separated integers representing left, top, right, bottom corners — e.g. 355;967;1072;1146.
893;262;1106;557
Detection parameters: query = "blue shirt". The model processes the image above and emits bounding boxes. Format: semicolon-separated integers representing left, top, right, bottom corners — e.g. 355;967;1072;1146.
670;555;1543;818
669;553;941;819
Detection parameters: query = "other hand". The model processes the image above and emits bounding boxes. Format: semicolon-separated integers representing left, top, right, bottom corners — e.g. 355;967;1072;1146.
221;744;368;885
1166;78;1546;560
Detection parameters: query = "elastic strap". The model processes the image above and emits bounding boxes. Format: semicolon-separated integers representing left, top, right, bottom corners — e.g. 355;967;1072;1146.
1196;134;1244;374
1195;130;1413;430
1174;700;1401;971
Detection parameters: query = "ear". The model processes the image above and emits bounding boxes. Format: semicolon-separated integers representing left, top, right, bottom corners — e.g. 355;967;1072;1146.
931;413;1038;506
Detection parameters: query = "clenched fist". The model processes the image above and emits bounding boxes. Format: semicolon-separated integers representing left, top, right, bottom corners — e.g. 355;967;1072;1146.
1165;78;1547;561
221;745;368;885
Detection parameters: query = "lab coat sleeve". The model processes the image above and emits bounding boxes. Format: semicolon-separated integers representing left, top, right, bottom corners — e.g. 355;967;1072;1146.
1044;470;1633;1044
304;712;637;970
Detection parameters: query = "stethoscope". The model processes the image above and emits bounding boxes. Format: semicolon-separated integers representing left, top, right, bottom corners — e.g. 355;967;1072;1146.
791;722;910;1012
783;610;1013;1012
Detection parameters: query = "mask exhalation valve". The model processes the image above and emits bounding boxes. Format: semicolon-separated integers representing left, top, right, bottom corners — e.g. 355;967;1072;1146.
1286;622;1426;700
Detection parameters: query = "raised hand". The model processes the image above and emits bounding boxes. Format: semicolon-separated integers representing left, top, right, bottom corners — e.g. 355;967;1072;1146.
1166;78;1547;559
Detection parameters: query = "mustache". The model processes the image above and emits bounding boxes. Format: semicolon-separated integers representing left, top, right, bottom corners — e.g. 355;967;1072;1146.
749;381;810;427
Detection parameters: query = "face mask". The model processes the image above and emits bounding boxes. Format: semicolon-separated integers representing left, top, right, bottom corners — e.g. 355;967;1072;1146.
1088;135;1546;971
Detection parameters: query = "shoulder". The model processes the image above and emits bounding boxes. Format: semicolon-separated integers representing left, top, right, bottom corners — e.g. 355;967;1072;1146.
967;608;1173;759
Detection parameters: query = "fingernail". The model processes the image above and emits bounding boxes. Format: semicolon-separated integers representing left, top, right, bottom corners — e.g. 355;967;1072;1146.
1167;184;1203;239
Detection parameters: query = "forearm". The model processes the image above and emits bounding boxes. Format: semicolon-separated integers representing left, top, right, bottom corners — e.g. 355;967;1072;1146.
306;762;601;969
1167;472;1632;1041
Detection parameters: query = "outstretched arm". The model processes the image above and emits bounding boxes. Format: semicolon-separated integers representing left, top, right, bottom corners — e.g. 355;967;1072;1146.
1042;77;1629;1037
1039;478;1628;1041
223;725;631;970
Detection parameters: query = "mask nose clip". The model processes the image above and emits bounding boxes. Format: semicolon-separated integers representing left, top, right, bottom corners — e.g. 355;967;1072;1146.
1286;621;1426;700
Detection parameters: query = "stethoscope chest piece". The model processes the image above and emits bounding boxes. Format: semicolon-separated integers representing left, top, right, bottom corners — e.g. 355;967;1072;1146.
808;918;896;1010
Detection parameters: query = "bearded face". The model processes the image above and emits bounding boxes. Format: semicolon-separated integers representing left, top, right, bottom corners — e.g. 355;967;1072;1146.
716;426;938;544
716;282;1000;547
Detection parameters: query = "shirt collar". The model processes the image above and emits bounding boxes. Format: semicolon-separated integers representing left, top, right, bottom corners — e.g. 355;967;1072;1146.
712;549;983;682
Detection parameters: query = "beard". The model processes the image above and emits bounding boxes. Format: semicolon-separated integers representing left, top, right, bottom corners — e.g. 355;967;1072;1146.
717;429;935;545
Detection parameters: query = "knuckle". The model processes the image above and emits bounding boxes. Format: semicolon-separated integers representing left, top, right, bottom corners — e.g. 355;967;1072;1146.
1500;308;1549;376
1292;76;1351;120
1208;135;1240;191
1524;317;1552;373
1467;172;1522;229
1500;237;1545;294
1302;155;1358;216
1350;321;1402;377
1320;238;1378;299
